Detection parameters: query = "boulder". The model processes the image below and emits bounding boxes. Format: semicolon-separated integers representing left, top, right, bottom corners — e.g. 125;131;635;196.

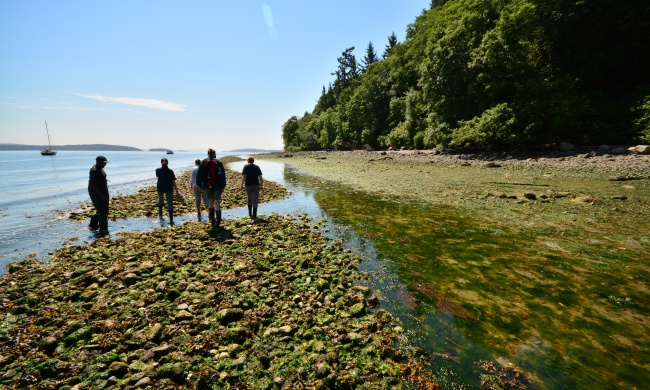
217;308;244;324
108;361;129;378
39;336;58;355
629;145;650;155
123;272;139;286
558;142;574;152
134;377;152;388
598;145;612;152
349;302;366;317
152;344;171;357
610;147;629;155
2;369;17;381
174;310;193;322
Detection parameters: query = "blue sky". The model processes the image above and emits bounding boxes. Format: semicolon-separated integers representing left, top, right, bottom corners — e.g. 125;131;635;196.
0;1;428;151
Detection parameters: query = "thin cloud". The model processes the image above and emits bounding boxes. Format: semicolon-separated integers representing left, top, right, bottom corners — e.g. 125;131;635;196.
76;93;187;112
3;101;93;111
43;106;96;111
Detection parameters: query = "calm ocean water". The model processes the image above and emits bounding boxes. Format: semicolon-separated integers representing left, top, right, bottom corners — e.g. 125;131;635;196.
0;150;293;274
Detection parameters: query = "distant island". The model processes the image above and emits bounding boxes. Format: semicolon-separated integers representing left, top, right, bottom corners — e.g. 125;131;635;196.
224;148;284;153
0;143;142;151
0;144;284;153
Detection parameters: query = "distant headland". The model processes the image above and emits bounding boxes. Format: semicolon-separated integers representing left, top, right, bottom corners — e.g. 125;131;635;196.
0;144;285;153
0;143;142;151
224;148;283;153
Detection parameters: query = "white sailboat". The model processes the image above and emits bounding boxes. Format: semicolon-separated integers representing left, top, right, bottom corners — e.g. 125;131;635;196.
41;121;57;156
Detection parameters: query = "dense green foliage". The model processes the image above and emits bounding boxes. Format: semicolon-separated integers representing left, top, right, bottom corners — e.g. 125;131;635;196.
282;0;650;151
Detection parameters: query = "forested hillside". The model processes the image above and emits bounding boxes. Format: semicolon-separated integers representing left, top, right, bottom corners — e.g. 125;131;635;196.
282;0;650;151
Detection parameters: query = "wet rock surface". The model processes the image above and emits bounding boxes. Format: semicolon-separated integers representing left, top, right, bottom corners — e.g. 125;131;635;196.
0;214;437;389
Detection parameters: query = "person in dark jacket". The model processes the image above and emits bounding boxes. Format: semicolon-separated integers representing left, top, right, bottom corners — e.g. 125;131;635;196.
156;158;181;224
196;148;227;227
240;156;263;219
88;155;109;232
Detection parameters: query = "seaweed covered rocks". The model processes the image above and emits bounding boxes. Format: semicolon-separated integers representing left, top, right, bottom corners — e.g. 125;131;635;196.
0;214;435;389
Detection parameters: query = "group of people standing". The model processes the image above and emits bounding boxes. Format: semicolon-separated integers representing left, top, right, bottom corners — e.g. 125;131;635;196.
87;149;264;232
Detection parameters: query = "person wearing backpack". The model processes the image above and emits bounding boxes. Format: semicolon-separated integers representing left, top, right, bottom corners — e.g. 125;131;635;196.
196;148;227;227
240;156;263;219
156;158;182;225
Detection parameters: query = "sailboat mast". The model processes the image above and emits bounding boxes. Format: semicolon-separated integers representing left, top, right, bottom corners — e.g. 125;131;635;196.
45;121;52;148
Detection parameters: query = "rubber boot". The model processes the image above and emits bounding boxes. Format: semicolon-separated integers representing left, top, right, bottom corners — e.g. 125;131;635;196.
253;207;257;219
89;215;99;229
99;218;108;233
216;210;222;227
209;208;215;226
169;210;174;225
197;206;201;221
247;204;253;219
158;206;163;218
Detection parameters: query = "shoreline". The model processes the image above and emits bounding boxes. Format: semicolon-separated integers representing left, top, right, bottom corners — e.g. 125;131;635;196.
262;148;650;176
256;149;650;231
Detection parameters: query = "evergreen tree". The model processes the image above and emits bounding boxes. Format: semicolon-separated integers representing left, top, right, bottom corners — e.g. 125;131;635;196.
314;84;337;114
430;0;448;8
362;42;379;70
332;47;359;98
382;32;398;59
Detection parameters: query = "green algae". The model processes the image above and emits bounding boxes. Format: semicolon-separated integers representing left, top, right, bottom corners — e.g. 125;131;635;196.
258;152;650;389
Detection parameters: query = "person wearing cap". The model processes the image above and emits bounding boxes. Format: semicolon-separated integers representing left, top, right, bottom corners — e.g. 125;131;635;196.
156;158;181;224
88;156;109;232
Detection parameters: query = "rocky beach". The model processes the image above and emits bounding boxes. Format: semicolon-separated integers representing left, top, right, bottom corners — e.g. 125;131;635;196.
0;156;438;389
1;147;648;389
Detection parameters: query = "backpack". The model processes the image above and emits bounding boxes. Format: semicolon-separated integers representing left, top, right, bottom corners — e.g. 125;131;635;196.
204;159;222;188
